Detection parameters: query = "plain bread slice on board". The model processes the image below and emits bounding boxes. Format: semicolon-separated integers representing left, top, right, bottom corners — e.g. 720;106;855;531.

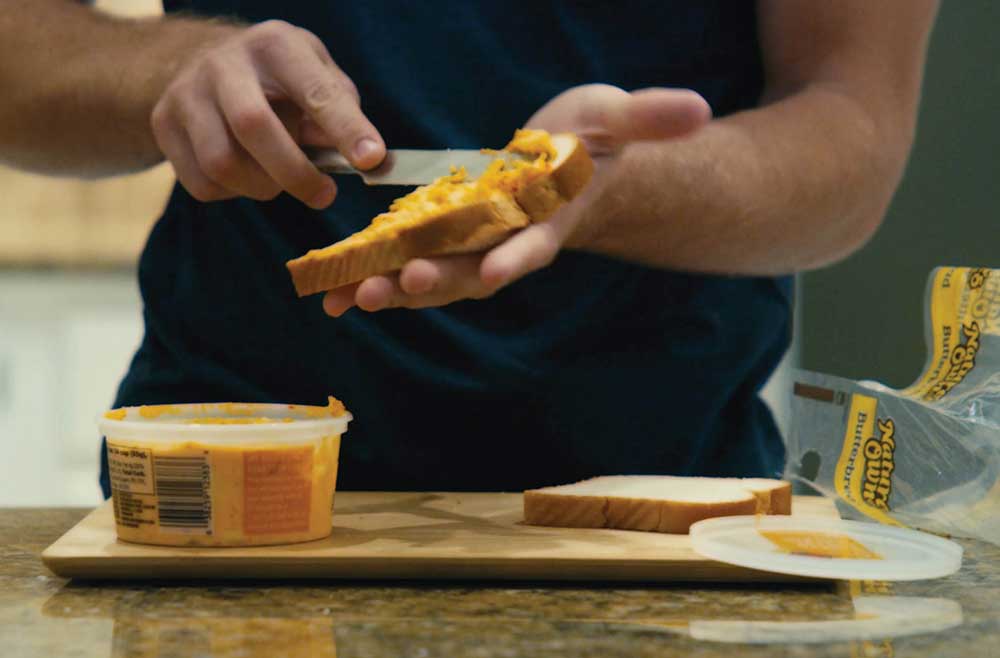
523;475;792;534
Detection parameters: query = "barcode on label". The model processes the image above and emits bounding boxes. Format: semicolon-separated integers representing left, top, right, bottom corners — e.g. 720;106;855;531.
153;455;212;533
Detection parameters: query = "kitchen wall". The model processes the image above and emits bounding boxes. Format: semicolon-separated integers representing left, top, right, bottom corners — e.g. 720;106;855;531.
800;1;999;385
0;271;145;506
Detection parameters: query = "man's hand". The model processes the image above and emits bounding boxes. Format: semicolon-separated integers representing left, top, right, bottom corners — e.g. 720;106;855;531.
321;84;711;317
151;20;385;209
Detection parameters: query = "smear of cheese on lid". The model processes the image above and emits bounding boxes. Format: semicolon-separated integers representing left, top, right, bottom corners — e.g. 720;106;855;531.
759;530;883;560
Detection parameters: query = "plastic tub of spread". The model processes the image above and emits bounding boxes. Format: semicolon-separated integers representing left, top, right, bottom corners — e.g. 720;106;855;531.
98;397;351;547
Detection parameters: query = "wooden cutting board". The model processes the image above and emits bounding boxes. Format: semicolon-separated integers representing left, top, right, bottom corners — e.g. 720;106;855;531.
42;492;839;582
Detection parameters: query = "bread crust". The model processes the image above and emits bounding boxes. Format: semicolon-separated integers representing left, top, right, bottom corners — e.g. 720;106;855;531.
287;132;592;296
522;491;608;529
515;139;594;221
741;479;793;515
287;198;528;297
523;477;793;535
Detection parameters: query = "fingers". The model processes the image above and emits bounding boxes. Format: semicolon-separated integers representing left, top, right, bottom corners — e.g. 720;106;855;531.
151;105;233;202
399;256;496;300
321;254;502;317
397;259;439;295
322;283;360;317
355;275;402;312
249;24;385;170
481;220;566;289
151;20;383;207
323;275;402;317
175;92;282;202
329;188;584;316
215;63;337;208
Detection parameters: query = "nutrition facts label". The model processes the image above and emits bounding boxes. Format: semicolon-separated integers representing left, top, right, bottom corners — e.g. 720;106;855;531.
108;444;157;530
107;441;213;535
112;490;157;530
107;444;154;495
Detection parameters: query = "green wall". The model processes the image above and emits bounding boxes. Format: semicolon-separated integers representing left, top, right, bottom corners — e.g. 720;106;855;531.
800;1;1000;387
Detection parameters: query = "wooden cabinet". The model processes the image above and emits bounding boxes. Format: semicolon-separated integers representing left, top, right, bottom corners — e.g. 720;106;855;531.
0;164;175;266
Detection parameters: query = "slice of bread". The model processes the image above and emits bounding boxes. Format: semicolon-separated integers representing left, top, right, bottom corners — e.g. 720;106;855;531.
523;476;792;534
287;130;593;297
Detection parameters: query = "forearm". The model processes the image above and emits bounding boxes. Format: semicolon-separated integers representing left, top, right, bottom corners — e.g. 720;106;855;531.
0;0;237;176
574;84;913;276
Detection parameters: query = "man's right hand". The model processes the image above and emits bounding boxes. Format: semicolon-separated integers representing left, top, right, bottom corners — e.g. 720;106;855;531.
150;20;384;209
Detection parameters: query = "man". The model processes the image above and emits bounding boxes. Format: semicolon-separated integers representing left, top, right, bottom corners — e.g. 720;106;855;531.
0;1;937;495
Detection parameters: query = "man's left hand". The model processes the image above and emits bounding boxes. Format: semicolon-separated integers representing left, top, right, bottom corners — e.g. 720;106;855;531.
322;83;710;316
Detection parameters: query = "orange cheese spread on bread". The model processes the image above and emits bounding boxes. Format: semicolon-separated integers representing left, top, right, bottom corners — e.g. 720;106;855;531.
286;129;593;296
301;129;556;252
371;128;559;228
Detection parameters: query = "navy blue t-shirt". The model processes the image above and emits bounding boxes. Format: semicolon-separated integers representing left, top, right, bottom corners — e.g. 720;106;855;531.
101;1;791;497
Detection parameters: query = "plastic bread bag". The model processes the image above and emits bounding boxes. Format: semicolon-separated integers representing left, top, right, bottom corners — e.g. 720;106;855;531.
785;266;1000;544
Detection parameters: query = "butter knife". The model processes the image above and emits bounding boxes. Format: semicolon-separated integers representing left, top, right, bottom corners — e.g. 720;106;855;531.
306;148;529;186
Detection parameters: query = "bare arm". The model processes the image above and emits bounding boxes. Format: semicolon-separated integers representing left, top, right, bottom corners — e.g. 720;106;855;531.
0;0;383;207
570;0;939;274
322;0;939;315
0;1;229;175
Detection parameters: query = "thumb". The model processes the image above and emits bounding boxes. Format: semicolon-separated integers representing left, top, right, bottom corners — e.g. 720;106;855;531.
573;85;712;151
620;87;712;140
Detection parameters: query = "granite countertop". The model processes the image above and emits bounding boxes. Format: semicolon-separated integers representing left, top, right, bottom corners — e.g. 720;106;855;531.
2;509;997;658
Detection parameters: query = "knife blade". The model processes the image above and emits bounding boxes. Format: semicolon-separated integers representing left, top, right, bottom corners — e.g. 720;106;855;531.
306;148;529;186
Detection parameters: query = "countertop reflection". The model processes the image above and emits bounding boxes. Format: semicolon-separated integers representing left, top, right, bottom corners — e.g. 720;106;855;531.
3;508;995;658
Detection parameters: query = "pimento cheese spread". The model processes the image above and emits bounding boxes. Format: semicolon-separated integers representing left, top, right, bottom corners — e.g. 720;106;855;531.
100;398;350;547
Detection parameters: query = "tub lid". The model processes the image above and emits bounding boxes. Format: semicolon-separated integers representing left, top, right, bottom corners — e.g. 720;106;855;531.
690;515;963;581
98;399;351;443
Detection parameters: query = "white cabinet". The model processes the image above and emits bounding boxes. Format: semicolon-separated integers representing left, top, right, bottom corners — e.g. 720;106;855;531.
0;270;143;506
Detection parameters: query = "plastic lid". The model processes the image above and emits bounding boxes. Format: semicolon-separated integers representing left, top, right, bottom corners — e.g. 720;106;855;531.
98;401;352;444
690;515;963;581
